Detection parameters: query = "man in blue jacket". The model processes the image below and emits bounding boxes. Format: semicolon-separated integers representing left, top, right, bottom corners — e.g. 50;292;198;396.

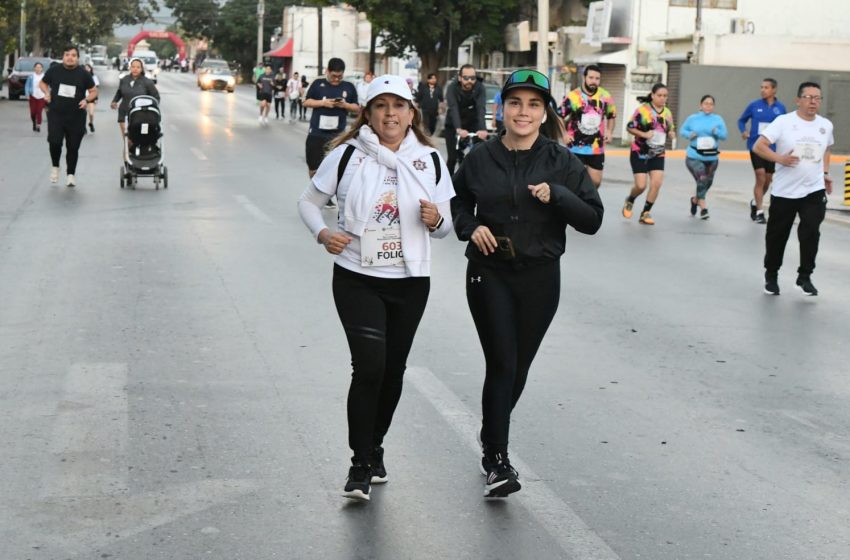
738;78;786;223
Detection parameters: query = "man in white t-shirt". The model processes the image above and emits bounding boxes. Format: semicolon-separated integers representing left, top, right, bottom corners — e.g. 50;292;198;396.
754;82;834;296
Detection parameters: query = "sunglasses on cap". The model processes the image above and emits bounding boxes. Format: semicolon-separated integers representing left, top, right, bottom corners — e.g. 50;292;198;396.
504;69;550;91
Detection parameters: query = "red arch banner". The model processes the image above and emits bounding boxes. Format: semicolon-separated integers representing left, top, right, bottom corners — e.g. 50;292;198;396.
128;31;187;61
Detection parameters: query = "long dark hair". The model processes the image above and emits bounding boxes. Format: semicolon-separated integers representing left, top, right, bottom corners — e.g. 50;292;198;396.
637;83;667;104
328;99;433;151
541;105;565;141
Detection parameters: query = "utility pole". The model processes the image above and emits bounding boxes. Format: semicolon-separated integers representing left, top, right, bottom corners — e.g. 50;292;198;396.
19;0;26;56
536;0;548;75
317;5;323;75
692;0;703;64
257;0;265;65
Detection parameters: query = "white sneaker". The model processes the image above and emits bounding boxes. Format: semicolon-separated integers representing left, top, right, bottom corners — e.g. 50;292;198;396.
66;174;76;187
258;115;263;124
263;116;269;125
50;167;59;183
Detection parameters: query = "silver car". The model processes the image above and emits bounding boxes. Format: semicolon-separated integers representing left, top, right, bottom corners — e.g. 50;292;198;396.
197;59;236;93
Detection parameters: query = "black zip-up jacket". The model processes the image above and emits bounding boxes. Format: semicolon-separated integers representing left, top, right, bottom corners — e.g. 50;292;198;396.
445;79;486;132
451;135;604;270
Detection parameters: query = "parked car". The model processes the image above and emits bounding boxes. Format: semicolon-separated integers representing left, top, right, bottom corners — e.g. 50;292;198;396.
483;82;501;133
197;59;236;93
6;56;54;100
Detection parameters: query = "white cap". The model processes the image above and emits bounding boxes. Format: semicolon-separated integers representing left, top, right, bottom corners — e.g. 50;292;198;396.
365;74;413;104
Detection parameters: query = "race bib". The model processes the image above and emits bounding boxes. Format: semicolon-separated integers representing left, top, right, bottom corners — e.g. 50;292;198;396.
360;226;404;267
58;84;77;98
792;142;822;163
648;131;666;147
757;121;769;135
319;115;340;130
696;136;716;150
579;112;602;134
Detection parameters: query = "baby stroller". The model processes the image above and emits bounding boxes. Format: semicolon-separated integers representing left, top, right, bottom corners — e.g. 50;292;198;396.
120;95;168;190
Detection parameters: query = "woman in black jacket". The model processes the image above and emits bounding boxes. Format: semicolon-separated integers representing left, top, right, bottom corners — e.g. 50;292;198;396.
451;69;604;498
111;58;160;157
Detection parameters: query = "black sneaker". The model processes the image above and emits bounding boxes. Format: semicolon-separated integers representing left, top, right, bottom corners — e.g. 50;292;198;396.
342;463;371;501
370;446;388;484
750;199;757;221
796;277;818;296
700;208;709;220
764;274;780;296
690;197;698;217
484;453;521;498
476;428;495;475
754;212;766;224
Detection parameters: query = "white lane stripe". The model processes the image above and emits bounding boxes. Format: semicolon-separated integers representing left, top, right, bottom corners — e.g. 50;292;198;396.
407;367;623;560
190;147;208;160
42;363;129;498
234;194;274;224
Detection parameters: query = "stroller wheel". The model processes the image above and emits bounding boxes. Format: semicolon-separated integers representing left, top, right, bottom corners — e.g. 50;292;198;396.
119;168;125;189
162;166;168;189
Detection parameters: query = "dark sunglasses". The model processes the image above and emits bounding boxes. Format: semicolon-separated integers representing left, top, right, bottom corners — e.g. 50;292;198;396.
460;75;477;81
505;69;550;91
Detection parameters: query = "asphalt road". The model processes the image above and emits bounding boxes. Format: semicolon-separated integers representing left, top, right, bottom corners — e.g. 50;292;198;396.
2;70;849;560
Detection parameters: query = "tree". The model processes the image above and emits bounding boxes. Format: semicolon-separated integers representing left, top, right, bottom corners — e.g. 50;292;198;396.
213;0;294;80
164;0;219;39
349;0;518;80
22;0;156;55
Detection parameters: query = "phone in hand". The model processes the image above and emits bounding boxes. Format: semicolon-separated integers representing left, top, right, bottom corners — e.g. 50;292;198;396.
494;236;516;260
333;97;344;103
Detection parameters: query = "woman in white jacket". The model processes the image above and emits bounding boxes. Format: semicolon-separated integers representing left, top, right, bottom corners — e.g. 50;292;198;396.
298;75;454;502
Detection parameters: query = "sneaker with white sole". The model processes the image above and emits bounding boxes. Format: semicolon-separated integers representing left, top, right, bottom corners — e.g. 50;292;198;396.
795;276;818;296
50;167;59;183
369;446;388;484
484;453;521;498
66;174;76;187
342;462;371;501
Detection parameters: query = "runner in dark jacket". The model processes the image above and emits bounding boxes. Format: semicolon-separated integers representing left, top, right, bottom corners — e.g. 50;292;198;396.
451;68;603;498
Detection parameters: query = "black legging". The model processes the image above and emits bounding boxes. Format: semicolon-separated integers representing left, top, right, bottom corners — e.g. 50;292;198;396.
274;97;285;118
48;111;85;174
466;259;560;455
332;264;430;463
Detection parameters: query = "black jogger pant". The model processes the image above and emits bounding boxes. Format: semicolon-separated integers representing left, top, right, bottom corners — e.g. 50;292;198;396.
764;190;827;278
274;97;285;117
444;127;459;175
466;260;560;455
47;110;85;174
332;264;430;463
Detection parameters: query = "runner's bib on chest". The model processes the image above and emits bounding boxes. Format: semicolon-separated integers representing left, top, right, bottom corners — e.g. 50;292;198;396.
579;112;602;133
793;142;822;163
696;136;716;150
648;130;666;147
58;84;77;98
360;225;404;267
319;115;339;130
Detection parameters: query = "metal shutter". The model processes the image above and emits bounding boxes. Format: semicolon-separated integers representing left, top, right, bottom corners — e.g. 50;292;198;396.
600;64;626;142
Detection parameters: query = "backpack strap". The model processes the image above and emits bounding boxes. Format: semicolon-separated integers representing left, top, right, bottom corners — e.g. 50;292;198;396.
336;144;356;186
430;151;441;184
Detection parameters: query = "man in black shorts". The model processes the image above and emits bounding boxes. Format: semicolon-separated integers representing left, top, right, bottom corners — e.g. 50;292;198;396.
256;64;275;125
302;58;359;206
560;64;617;188
39;45;97;187
737;78;787;223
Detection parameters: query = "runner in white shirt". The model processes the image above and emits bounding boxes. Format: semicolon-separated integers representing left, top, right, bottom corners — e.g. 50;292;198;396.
285;71;302;122
753;82;834;296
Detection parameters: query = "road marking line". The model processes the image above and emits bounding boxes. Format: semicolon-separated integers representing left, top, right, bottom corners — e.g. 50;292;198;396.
42;363;129;498
190;147;208;160
234;194;274;224
407;366;623;560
